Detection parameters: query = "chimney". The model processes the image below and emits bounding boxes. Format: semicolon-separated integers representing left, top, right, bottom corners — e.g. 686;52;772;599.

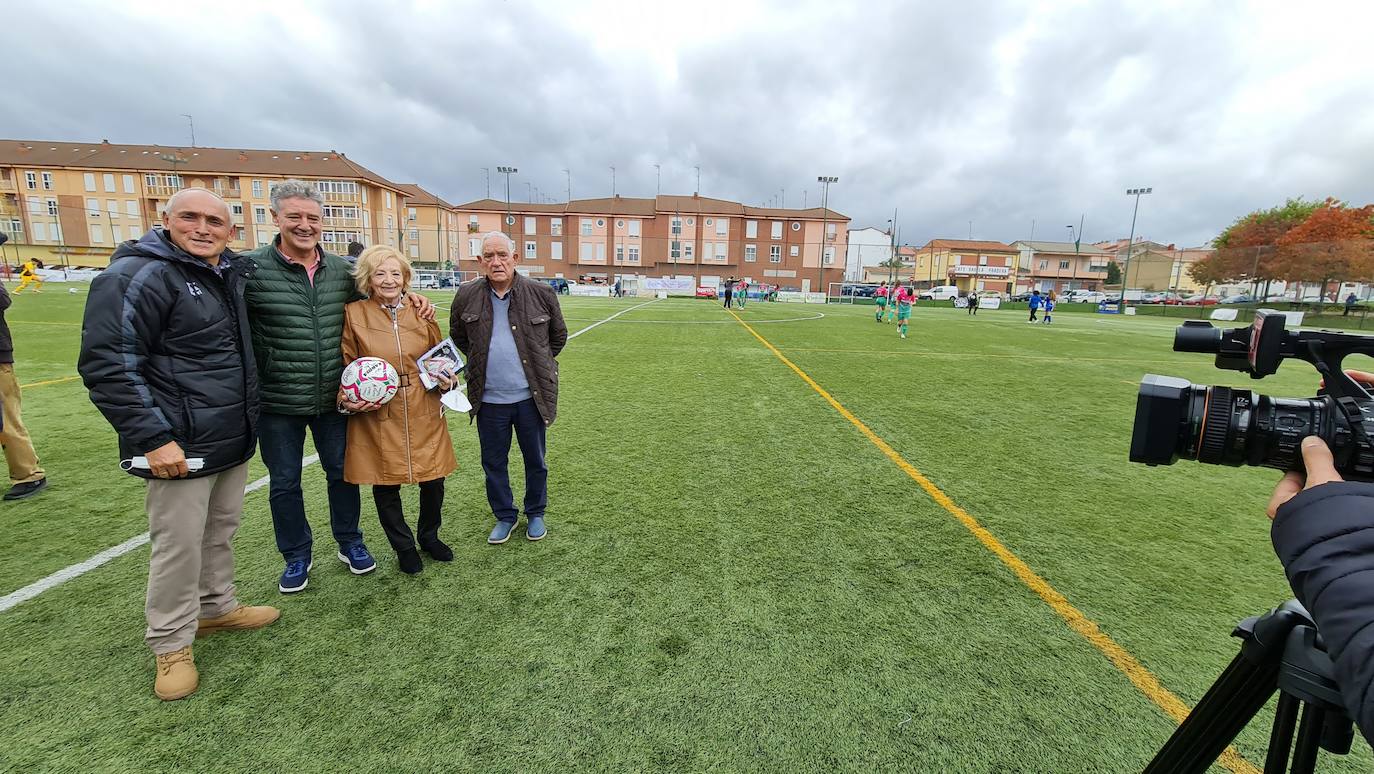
238;152;249;161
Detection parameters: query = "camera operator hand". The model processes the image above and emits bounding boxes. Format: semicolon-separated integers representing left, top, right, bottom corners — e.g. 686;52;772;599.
1267;437;1343;518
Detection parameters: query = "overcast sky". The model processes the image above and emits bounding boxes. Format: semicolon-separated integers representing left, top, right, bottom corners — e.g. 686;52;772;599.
6;0;1373;248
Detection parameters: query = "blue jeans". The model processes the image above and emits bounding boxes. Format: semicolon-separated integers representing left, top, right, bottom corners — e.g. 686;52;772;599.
258;411;363;563
476;399;547;524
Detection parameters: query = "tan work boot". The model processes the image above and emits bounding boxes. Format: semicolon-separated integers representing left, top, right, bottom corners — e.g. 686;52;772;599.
154;646;198;701
196;605;281;638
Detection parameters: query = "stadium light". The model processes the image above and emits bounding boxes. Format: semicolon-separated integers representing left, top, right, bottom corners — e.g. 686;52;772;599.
497;166;518;235
817;176;838;302
1120;187;1152;309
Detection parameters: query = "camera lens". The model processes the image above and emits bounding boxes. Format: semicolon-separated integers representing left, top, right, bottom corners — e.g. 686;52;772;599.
1131;374;1342;473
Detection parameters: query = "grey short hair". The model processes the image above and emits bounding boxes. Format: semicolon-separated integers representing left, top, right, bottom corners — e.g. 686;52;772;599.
479;231;515;254
270;179;324;212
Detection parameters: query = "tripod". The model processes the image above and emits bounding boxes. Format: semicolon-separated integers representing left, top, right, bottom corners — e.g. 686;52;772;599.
1144;600;1354;773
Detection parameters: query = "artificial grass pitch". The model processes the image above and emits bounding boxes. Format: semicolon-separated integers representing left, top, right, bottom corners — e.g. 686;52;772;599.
0;289;1369;772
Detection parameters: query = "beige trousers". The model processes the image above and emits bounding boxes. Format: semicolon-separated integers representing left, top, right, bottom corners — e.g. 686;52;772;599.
144;462;249;654
0;364;45;485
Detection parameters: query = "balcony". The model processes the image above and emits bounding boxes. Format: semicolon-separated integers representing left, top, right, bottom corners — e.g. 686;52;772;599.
0;177;15;192
146;184;183;198
323;216;362;228
0;198;18;218
322;191;362;203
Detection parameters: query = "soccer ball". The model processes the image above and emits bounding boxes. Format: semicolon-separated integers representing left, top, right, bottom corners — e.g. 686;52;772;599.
340;357;400;405
423;356;459;380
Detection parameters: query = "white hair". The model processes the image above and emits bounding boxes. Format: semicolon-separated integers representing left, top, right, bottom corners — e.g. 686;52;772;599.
479;231;515;254
270;178;324;212
165;187;229;217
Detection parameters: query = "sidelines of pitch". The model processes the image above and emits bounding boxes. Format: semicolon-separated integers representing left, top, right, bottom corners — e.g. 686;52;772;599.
0;298;657;615
728;310;1262;774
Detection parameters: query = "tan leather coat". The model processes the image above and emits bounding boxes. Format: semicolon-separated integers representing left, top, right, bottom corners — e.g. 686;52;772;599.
340;299;457;485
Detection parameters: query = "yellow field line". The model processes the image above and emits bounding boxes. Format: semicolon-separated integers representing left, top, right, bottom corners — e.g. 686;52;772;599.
731;311;1257;774
22;375;80;389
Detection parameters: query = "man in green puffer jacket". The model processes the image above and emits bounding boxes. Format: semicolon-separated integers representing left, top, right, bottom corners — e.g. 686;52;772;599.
242;179;433;593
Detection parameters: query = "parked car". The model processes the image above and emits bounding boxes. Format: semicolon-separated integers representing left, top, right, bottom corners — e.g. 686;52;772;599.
1065;290;1107;304
1010;291;1033;303
1220;294;1254;304
415;274;440;289
695;286;718;300
919;285;961;301
1180;294;1221;306
842;284;877;297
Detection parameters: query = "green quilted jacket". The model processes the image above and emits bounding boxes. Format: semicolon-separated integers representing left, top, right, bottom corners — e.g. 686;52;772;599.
241;240;360;415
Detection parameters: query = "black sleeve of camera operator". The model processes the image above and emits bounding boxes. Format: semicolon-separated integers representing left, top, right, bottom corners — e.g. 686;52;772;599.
1272;481;1374;747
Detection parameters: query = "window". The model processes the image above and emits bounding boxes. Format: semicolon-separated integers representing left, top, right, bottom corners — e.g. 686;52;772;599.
252;180;264;198
41;172;53;190
112;225;123;242
686;218;694;226
469;238;481;257
103;173;116;192
409;245;419;258
770;245;782;263
616;219;624;229
615;244;624;262
684;244;694;261
716;218;727;236
525;241;537;260
628;220;640;237
791;222;801;231
596;218;605;228
86;198;99;216
745;244;757;262
524;216;535;235
551;218;562;235
402;207;414;222
234;226;245;242
84;173;96;191
789;245;799;257
705;218;712;226
27;196;39;214
671;217;682;236
551;242;563;261
409;228;420;241
824;247;836;265
47;198;58;216
91;224;105;244
581;218;593;236
255;206;267;224
387;215;394;229
231;203;244;219
1037;260;1048;270
257;230;270;246
123;174;135;193
628;246;639;263
385;191;393;209
165;174;182;188
145;173;158;187
469;214;479;225
746;220;758;238
127;200;139;218
107;200;119;218
715;243;727;261
25;171;37;190
978;255;988;266
32;222;46;241
771;221;783;239
580;243;594;262
323;205;359;220
1059;260;1071;269
597;243;606;262
670;240;681;260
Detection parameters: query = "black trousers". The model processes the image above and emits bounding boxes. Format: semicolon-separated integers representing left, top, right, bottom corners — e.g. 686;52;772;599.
372;478;445;553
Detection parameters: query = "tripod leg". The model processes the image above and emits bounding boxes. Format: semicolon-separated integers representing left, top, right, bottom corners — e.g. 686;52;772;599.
1143;650;1279;774
1264;693;1299;774
1289;704;1324;774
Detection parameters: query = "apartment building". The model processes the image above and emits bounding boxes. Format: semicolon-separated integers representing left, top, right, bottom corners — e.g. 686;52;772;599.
1011;240;1112;293
0;139;407;267
452;194;849;291
911;239;1018;295
396;183;461;267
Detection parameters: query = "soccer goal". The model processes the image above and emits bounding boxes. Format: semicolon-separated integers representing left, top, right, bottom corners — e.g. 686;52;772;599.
827;282;854;304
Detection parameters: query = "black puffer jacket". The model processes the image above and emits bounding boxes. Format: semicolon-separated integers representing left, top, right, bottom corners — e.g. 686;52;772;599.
78;230;258;479
1272;481;1374;748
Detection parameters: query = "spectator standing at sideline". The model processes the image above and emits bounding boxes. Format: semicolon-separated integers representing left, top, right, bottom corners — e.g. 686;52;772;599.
1346;293;1359;317
1028;290;1042;322
0;280;48;500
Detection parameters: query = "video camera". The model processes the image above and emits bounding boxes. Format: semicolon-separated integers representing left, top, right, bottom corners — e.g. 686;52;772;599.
1131;310;1374;480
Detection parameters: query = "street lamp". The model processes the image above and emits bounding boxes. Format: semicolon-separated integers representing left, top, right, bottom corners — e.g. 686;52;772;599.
1121;187;1152;309
497;166;517;236
817;176;838;302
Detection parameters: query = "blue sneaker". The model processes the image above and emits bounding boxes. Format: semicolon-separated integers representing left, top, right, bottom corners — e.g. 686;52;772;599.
488;520;517;544
526;516;547;541
279;559;313;593
337;544;377;575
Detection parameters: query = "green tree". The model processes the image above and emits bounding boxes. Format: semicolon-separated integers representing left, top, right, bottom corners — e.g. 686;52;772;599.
1105;261;1121;286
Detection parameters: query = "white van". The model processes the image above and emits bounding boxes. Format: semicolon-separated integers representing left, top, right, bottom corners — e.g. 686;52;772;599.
919;285;960;301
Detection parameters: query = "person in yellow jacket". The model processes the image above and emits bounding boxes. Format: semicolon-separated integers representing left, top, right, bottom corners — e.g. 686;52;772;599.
14;260;42;294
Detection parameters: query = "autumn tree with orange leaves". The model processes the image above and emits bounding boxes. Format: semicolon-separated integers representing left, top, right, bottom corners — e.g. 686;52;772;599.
1273;198;1374;302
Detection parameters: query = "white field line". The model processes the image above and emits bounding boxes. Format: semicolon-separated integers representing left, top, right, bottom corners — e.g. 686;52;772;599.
0;455;319;614
0;302;652;614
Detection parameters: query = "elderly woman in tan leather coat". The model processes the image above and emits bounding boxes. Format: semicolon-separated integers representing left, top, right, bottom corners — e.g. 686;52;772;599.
338;246;457;574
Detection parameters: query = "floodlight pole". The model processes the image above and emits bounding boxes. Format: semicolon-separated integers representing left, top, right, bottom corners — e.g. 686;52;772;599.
497;165;517;237
817;175;837;302
1121;187;1152;309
